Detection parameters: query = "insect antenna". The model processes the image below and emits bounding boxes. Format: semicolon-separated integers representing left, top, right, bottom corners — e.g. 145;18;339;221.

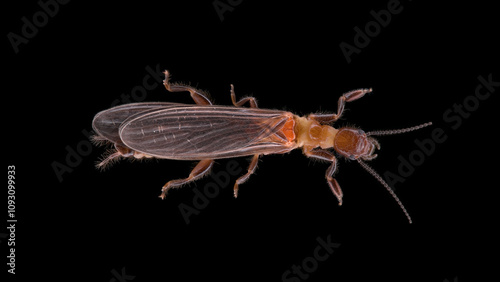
366;122;432;136
357;159;413;224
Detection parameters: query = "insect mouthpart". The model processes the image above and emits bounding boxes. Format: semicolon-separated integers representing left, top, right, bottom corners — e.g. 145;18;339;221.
363;137;381;161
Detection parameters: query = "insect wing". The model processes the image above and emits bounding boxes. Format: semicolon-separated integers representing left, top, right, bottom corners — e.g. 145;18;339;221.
119;106;296;160
92;102;185;144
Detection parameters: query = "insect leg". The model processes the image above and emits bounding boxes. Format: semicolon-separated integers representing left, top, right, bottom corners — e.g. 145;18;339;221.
309;88;372;124
230;84;258;108
233;154;260;198
163;70;212;105
303;148;343;205
159;159;214;199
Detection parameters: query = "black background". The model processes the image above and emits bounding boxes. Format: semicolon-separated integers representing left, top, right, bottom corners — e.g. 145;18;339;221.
4;1;498;281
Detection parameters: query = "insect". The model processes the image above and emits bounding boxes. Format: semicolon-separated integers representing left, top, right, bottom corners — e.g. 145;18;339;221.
93;70;432;223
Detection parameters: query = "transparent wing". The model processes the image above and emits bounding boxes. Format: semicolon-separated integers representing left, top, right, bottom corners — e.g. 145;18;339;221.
92;102;187;144
119;106;296;160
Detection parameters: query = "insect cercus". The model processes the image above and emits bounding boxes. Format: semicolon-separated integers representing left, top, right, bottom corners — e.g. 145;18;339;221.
92;70;432;223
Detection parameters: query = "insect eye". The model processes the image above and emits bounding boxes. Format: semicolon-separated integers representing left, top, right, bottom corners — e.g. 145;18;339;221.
349;154;356;160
